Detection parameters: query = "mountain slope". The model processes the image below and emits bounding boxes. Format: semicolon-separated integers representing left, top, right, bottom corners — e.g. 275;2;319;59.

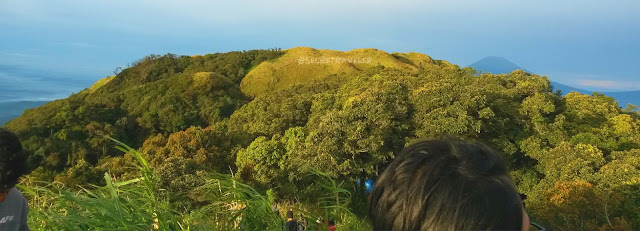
468;57;639;107
468;56;527;74
0;101;48;126
6;48;640;230
4;50;285;184
549;81;590;95
240;47;455;97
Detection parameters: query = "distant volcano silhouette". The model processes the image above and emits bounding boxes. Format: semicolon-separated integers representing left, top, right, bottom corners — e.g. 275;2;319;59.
468;56;529;74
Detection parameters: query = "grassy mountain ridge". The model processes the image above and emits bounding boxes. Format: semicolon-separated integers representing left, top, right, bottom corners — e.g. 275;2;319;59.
240;47;455;97
84;75;115;94
5;49;284;178
5;48;640;230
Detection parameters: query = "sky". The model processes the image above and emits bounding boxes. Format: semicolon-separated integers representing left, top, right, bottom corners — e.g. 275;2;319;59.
1;0;639;98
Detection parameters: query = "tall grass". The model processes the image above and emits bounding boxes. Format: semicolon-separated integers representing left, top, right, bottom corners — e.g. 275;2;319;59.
18;139;372;230
304;168;372;231
187;173;283;230
19;138;182;230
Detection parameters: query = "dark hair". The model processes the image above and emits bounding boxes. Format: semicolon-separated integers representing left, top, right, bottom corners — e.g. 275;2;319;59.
0;128;28;191
328;219;335;226
369;137;523;231
286;210;294;219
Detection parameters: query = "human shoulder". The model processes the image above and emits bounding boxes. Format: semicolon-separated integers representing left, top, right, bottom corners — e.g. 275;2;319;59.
8;188;28;204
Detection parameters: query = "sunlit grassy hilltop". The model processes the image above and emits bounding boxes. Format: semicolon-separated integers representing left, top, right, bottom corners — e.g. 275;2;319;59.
240;47;454;97
4;47;639;231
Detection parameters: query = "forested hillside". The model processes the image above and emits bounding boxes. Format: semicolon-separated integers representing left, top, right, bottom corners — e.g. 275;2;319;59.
0;101;48;125
5;48;640;230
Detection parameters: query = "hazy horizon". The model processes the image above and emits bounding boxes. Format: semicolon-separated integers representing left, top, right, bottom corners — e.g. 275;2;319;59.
1;0;639;99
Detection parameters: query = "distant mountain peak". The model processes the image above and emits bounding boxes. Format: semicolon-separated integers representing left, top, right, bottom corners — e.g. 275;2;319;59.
483;56;513;61
468;56;526;74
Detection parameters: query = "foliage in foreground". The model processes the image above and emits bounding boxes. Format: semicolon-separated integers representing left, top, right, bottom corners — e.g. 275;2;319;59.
19;139;371;230
6;48;640;230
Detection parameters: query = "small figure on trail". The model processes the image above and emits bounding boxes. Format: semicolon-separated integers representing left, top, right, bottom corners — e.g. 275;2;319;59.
328;219;335;231
285;210;298;231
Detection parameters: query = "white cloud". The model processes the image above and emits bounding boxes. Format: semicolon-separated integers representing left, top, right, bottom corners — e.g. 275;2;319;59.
574;79;640;92
544;72;640;91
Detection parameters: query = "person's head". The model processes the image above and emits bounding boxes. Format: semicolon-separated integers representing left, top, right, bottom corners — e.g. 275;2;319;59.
0;128;27;193
328;219;335;226
369;137;528;231
286;210;294;220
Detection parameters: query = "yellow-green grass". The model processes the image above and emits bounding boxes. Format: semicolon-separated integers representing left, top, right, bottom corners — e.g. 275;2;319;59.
85;75;115;94
240;47;452;97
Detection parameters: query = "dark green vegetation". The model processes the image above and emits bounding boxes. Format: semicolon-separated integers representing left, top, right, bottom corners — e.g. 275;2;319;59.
0;101;48;126
21;140;365;230
5;47;640;230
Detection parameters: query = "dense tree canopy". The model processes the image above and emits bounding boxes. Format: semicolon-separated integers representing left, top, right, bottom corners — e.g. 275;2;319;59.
4;48;639;230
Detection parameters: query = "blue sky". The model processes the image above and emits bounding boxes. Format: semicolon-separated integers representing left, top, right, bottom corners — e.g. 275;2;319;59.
1;0;639;93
